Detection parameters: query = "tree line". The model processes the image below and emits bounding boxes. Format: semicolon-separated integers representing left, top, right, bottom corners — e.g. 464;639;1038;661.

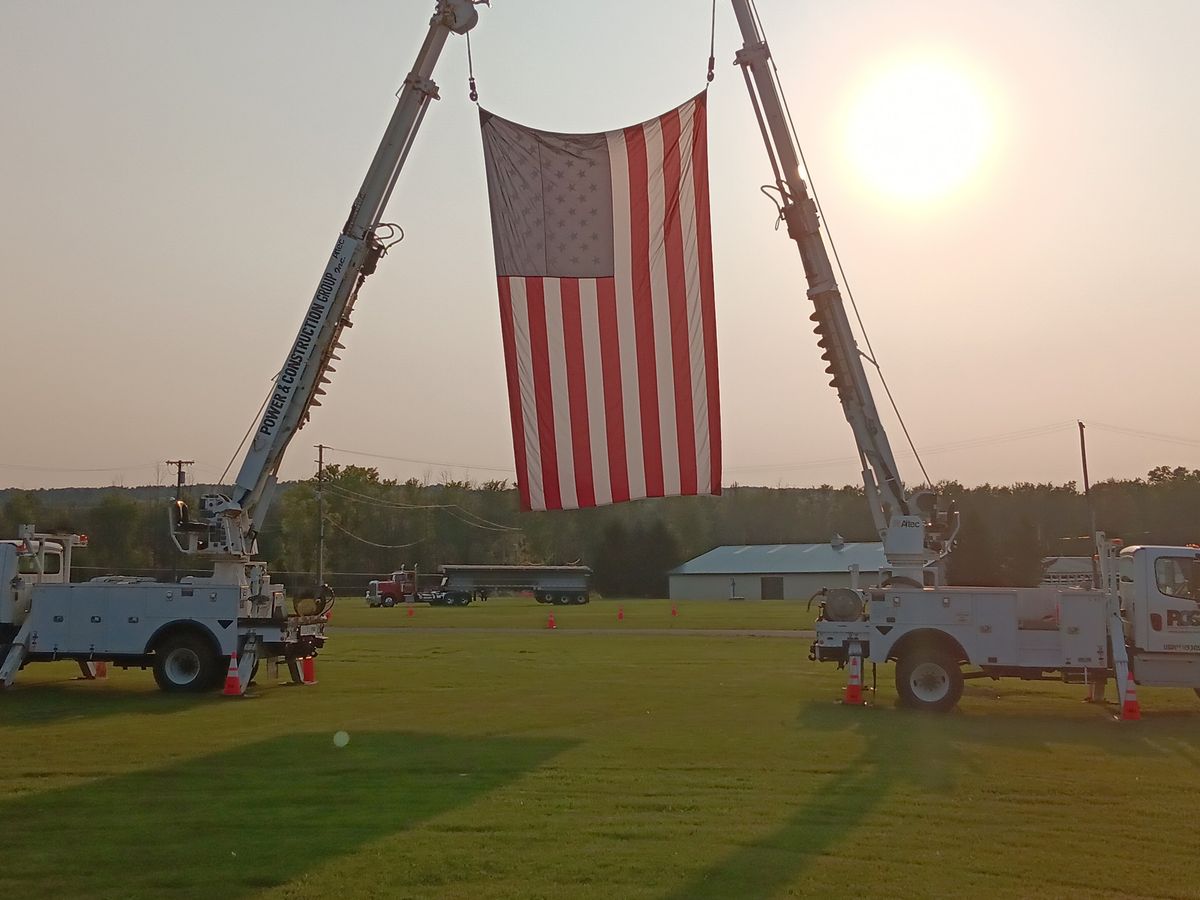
3;463;1200;597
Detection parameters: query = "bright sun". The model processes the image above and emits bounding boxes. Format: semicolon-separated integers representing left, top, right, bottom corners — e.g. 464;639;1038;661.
845;58;995;205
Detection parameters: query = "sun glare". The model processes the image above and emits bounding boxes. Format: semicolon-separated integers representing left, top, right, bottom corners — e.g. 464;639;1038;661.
845;58;995;205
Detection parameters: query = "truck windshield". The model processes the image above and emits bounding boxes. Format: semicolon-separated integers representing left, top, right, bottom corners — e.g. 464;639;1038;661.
18;552;62;575
1154;556;1199;601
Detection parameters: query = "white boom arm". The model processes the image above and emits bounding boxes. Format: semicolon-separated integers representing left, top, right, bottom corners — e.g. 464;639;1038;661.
729;0;956;584
172;0;481;560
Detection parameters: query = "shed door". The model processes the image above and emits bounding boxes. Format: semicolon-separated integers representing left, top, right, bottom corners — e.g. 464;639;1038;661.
761;576;784;600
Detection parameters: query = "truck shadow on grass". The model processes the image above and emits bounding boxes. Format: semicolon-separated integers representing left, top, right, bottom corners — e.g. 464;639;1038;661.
0;730;572;898
1;681;195;726
664;700;1200;899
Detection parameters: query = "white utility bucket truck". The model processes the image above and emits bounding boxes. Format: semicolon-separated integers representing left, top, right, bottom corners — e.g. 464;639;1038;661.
729;0;1200;712
0;0;484;694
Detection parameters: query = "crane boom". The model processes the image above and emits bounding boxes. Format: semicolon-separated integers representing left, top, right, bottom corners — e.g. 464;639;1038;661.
729;0;956;584
172;0;480;560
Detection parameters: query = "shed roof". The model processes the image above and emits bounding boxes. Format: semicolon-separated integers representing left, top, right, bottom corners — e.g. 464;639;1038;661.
669;543;886;576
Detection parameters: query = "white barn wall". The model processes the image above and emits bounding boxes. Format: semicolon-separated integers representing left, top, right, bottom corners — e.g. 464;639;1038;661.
669;570;872;601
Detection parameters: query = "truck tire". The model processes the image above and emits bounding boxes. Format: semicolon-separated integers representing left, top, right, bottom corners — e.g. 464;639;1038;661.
895;646;963;713
153;632;221;693
382;595;396;608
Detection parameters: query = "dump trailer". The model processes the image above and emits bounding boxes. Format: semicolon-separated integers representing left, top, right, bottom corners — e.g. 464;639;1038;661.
368;565;592;607
440;565;592;605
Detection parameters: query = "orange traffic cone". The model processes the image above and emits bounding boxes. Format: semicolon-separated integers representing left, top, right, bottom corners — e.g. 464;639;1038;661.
222;652;242;697
406;605;415;618
842;653;865;705
1121;671;1141;721
617;606;624;621
671;604;678;617
301;656;317;685
546;613;557;630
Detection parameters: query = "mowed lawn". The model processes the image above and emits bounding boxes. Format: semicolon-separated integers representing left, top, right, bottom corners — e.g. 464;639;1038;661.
331;596;820;631
4;603;1200;899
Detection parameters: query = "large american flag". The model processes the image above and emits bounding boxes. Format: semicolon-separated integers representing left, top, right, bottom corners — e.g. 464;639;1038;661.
480;93;721;511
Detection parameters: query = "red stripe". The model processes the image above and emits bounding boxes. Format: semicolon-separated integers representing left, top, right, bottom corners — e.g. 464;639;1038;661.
597;277;629;503
692;93;721;495
559;279;595;508
524;277;562;510
659;106;698;496
496;278;530;510
623;121;665;498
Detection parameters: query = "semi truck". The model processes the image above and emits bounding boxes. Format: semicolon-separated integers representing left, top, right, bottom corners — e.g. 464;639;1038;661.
729;0;1200;712
367;564;591;607
0;0;484;693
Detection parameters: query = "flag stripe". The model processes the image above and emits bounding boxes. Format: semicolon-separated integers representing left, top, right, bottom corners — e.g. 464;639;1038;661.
596;277;630;503
559;279;595;509
542;279;577;510
644;114;680;498
623;121;666;497
660;105;698;497
676;99;711;494
607;128;646;501
692;94;722;495
507;278;545;511
497;278;531;510
524;277;562;510
578;279;611;506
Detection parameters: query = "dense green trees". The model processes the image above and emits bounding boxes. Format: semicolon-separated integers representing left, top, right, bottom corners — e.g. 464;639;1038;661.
4;466;1200;596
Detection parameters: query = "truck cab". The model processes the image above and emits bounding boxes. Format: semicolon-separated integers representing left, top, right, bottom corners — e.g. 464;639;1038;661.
1119;545;1200;683
1;537;68;632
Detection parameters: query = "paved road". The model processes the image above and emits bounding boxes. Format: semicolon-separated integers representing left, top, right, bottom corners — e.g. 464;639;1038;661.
331;626;817;639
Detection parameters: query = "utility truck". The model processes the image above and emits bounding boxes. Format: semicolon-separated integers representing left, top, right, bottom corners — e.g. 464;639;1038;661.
0;0;485;693
728;0;1200;712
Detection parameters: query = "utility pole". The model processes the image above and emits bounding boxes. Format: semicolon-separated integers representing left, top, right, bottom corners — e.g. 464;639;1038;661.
165;460;193;583
166;459;194;499
1078;421;1100;587
316;444;325;590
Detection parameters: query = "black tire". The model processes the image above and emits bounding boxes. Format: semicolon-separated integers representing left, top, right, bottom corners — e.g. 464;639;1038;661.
153;632;221;694
382;595;396;608
895;645;963;713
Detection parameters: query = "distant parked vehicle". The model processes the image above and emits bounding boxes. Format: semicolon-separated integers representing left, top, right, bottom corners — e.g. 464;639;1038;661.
366;565;591;607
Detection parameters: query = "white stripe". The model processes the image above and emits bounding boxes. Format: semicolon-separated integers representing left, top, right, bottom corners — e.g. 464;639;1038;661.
642;115;680;497
578;279;612;506
676;99;712;494
542;279;578;510
508;278;545;511
606;127;646;500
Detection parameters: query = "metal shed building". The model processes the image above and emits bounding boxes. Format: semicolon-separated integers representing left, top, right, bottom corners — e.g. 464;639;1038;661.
668;540;885;601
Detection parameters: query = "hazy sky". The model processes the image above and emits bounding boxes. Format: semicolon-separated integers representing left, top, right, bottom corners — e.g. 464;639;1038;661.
3;0;1199;493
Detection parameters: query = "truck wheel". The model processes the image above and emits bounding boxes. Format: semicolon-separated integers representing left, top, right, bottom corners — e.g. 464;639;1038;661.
382;595;396;608
153;632;221;693
895;647;963;713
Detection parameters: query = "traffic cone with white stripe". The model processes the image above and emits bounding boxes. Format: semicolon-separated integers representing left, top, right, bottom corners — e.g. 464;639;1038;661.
546;613;557;630
842;653;865;705
1121;671;1141;721
222;652;242;697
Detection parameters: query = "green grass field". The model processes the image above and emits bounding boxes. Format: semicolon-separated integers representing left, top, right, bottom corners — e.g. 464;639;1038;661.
331;596;820;631
4;600;1200;898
